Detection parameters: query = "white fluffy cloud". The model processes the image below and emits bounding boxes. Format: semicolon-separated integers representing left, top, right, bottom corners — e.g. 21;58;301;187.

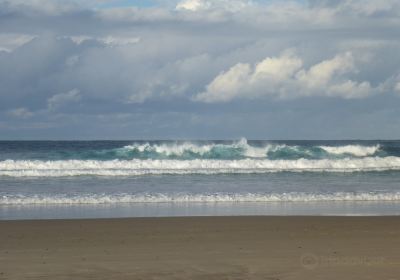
176;0;208;11
195;51;378;102
176;0;252;12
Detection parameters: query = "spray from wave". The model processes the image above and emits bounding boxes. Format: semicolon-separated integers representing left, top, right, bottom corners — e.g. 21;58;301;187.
319;145;380;157
118;138;267;159
110;138;382;160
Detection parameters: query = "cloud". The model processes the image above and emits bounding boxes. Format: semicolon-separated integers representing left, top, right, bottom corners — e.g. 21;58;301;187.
296;52;354;89
7;107;34;118
68;35;140;46
176;0;252;12
47;89;81;110
309;0;400;16
176;0;208;11
195;51;378;102
98;36;140;46
395;78;400;94
1;0;400;138
0;0;81;16
0;33;36;52
295;52;375;98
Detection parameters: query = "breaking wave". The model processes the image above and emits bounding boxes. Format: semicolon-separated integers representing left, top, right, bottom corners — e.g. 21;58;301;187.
117;138;269;159
1;156;400;177
2;192;400;205
1;139;386;161
102;138;383;160
319;145;380;157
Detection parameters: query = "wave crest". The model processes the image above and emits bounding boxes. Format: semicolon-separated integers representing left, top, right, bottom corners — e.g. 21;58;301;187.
319;145;380;157
120;138;268;159
115;139;381;160
0;157;399;177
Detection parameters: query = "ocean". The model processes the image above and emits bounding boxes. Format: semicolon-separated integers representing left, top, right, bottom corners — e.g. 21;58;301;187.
1;139;400;219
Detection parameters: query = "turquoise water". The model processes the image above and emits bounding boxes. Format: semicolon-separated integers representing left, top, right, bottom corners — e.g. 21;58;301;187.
1;139;400;219
0;139;396;161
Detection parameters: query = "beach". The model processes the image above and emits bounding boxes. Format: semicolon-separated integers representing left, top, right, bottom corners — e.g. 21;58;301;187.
3;0;400;277
1;216;400;279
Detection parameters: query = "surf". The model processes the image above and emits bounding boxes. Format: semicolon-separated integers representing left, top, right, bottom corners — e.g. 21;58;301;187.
1;156;400;177
3;191;400;205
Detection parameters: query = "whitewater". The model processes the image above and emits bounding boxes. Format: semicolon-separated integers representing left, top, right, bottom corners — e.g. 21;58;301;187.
1;139;400;218
1;157;400;177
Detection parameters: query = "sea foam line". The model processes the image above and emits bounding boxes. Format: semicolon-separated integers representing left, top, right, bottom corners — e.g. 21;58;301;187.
0;157;399;177
2;192;400;205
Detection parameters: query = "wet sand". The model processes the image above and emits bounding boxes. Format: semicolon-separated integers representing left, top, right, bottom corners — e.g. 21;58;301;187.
1;216;400;279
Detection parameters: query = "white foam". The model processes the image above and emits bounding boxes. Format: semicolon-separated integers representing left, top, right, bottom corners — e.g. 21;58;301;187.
237;138;269;158
123;142;213;156
319;145;380;157
122;138;271;158
2;192;400;205
121;140;381;159
0;156;400;177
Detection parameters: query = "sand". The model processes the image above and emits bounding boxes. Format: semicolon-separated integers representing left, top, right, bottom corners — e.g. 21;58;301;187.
1;216;400;279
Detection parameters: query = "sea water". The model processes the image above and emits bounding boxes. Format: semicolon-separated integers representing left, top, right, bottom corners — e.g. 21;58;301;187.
1;139;400;219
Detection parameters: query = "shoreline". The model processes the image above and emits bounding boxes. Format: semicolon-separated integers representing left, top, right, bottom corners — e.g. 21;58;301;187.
3;200;400;220
1;216;400;279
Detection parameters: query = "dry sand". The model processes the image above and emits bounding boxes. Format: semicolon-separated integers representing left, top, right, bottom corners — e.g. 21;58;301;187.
1;216;400;279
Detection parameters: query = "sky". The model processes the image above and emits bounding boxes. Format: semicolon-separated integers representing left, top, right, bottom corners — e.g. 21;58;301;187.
1;0;400;140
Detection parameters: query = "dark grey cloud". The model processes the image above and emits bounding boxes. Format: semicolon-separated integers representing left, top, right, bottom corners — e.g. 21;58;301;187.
0;0;400;139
